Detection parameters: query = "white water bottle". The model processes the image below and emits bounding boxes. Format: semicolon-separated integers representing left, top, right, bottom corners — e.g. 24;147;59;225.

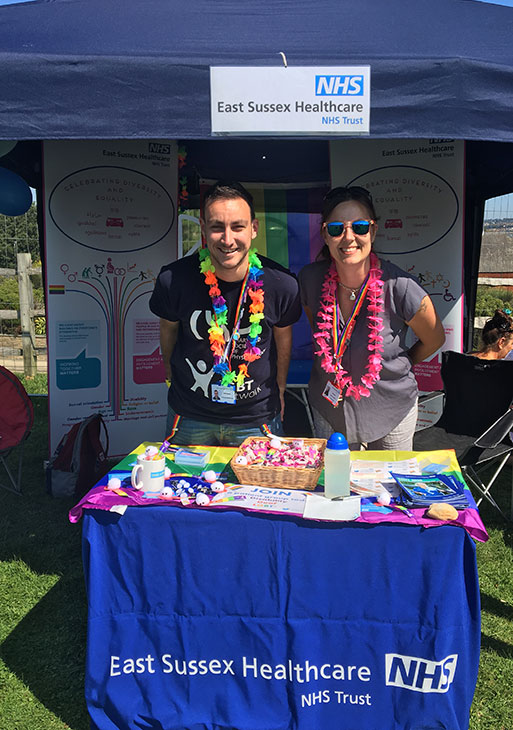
324;432;351;499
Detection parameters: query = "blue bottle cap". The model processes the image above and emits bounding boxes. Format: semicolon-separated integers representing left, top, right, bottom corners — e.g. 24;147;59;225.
327;432;349;450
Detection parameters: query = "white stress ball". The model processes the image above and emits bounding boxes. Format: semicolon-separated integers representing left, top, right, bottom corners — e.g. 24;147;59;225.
270;438;282;449
203;470;217;483
195;492;211;506
164;466;172;479
211;481;225;493
160;486;174;498
377;490;391;506
235;455;247;465
107;477;121;491
145;445;159;458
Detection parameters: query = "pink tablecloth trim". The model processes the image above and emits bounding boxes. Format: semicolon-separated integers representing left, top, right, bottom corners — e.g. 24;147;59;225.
69;476;489;543
355;505;488;542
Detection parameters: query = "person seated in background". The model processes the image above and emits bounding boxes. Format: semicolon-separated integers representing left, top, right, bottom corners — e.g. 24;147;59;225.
470;309;513;360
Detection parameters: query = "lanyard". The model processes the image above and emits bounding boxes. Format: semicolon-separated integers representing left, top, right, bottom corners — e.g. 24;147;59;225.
217;267;250;369
332;275;370;368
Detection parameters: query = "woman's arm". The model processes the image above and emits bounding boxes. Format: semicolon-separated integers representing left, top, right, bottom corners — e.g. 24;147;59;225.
406;296;445;365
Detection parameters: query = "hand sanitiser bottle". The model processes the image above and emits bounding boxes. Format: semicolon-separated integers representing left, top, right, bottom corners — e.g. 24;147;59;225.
324;432;351;499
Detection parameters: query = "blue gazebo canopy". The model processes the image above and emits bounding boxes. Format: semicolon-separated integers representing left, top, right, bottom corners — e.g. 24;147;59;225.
0;0;512;143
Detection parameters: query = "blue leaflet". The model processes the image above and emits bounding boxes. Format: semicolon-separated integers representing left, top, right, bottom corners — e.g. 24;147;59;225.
390;472;470;509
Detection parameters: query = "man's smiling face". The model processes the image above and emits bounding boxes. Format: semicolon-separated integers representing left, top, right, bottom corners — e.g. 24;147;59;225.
201;197;258;282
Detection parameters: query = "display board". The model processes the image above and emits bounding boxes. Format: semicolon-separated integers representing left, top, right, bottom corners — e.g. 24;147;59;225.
43;140;177;455
330;139;464;391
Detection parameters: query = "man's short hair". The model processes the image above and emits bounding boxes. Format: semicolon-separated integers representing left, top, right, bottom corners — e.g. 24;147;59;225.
202;180;255;221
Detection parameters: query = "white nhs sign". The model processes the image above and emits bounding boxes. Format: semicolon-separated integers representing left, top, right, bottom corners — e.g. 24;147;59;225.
210;65;370;135
315;75;364;96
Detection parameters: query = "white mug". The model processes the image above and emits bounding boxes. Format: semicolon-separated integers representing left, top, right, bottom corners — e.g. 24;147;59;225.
131;454;165;495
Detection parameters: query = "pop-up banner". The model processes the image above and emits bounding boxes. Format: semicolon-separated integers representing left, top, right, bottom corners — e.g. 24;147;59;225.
44;140;177;455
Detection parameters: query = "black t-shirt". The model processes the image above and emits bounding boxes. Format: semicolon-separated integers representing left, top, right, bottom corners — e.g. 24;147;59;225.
149;253;302;424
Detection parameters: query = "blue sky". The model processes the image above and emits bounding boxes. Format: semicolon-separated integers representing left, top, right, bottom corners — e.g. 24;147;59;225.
484;193;513;220
474;0;513;5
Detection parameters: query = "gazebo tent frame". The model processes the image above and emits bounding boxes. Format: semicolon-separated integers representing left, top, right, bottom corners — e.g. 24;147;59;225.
1;0;513;347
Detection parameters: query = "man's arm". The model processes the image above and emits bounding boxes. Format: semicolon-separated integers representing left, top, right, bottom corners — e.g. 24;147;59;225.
273;324;293;420
160;318;180;384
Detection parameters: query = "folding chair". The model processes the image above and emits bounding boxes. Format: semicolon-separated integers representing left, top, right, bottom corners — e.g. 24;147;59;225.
413;351;513;520
0;365;34;495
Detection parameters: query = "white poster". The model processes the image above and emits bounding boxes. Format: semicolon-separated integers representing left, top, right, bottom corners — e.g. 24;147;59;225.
44;140;177;456
330;139;464;391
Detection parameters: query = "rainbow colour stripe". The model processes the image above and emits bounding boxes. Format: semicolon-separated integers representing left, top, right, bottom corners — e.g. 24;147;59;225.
49;284;65;294
245;185;326;271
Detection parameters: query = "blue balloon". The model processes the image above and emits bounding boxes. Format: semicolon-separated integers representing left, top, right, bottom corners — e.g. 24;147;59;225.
0;166;32;216
0;140;17;158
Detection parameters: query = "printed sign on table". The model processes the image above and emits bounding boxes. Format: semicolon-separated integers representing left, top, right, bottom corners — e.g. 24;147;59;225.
44;140;177;455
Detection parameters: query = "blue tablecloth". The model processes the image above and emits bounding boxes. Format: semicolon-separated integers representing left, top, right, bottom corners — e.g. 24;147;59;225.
83;505;480;730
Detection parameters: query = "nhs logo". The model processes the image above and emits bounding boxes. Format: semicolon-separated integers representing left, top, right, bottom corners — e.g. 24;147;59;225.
315;75;364;96
148;143;171;154
385;653;458;693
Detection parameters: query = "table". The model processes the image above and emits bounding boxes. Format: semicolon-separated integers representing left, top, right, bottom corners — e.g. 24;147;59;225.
82;502;480;730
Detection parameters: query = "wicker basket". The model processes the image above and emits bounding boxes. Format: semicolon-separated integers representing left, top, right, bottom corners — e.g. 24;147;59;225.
230;436;326;490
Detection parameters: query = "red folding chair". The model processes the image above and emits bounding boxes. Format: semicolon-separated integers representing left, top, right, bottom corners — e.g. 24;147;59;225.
0;365;34;495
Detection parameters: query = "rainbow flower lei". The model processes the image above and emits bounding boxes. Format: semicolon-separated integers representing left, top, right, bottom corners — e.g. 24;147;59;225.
313;252;385;401
199;248;265;388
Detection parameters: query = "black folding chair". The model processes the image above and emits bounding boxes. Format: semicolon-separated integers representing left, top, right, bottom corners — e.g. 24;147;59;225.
0;366;34;495
413;351;513;520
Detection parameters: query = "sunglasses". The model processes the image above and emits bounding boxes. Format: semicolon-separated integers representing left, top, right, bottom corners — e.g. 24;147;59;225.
325;219;373;237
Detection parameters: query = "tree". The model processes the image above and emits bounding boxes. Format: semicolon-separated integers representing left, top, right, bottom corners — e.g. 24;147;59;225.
0;203;40;270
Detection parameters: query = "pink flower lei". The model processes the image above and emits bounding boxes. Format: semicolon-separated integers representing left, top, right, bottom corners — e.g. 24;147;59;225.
313;252;385;401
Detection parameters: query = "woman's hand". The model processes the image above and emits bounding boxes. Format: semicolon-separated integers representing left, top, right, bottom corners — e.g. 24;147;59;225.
406;296;445;365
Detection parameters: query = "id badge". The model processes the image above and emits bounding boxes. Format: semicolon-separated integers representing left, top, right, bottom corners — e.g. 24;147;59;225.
211;384;236;404
323;380;342;407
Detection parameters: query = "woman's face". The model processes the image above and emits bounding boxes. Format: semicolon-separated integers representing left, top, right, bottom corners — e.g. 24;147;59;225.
322;199;377;270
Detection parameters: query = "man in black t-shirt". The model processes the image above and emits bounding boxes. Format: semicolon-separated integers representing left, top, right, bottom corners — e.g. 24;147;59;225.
149;181;301;446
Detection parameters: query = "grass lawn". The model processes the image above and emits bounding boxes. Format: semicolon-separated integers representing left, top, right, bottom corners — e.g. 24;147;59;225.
0;395;512;729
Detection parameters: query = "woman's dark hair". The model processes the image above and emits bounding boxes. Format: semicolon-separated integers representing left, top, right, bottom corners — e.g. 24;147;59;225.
480;309;513;350
317;186;378;261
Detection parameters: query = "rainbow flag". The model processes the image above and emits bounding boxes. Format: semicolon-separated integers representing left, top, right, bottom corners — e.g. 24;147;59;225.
49;284;65;295
245;185;326;273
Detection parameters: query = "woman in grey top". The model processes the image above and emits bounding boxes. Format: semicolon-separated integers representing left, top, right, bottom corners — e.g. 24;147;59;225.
298;186;445;449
